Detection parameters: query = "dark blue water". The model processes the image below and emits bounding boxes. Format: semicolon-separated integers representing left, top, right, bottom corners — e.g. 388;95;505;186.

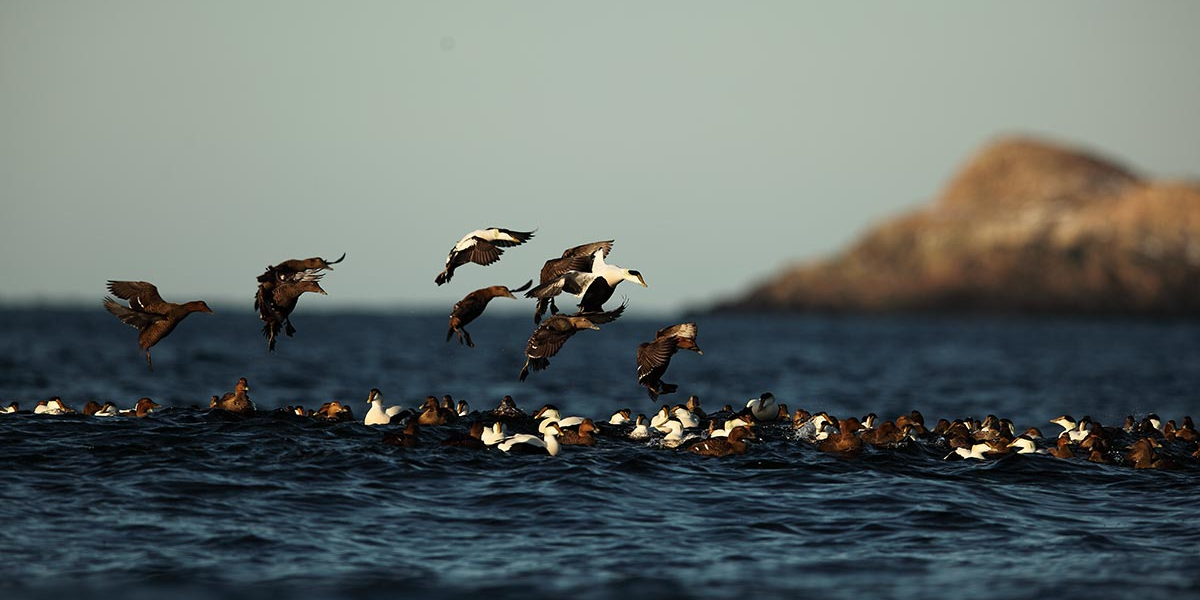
2;309;1198;599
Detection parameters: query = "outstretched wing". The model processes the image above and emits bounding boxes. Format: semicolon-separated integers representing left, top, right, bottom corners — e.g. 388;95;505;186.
106;281;167;313
455;238;504;267
561;240;613;259
656;323;698;340
487;228;536;248
103;296;163;329
526;322;577;360
526;271;596;299
539;255;594;285
579;300;627;325
637;337;679;383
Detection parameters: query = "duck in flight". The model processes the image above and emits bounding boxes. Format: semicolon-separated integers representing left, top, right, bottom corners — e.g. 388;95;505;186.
254;253;344;351
636;323;703;401
531;240;614;323
519;302;626;381
103;280;212;370
435;228;535;286
447;280;533;348
525;248;645;314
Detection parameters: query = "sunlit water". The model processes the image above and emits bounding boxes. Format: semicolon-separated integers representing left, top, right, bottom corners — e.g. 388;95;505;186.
1;309;1198;599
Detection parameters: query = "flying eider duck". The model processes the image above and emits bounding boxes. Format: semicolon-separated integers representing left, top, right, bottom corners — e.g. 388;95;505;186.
211;378;256;416
531;240;614;323
636;323;703;402
435;228;535;286
103;280;213;370
524;248;646;314
518;302;626;381
446;280;533;347
254;254;343;351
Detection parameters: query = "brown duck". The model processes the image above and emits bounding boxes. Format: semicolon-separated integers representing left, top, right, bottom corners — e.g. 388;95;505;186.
636;322;703;402
557;419;599;446
686;425;756;457
446;280;533;348
254;254;343;351
103;280;213;370
382;421;421;448
519;303;626;381
211;377;256;416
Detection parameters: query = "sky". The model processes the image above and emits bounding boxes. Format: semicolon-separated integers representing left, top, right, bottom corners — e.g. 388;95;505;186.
3;1;1199;315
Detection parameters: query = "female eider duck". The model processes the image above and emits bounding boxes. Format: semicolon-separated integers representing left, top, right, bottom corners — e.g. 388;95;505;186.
442;422;487;450
253;253;343;351
636;323;703;401
687;425;756;457
446;280;533;347
518;303;626;381
365;388;410;426
382;421;421;448
103;280;213;370
531;240;614;323
435;227;535;286
212;378;256;415
524;248;646;314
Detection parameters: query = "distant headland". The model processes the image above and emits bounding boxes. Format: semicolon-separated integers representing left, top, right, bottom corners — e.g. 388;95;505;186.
711;136;1200;316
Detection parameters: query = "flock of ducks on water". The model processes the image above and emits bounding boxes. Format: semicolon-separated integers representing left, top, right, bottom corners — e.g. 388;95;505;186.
102;227;700;402
4;384;1197;468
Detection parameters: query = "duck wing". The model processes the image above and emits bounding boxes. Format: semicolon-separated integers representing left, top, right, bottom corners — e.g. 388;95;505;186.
103;297;163;329
526;271;596;299
637;337;679;384
561;240;613;259
106;281;168;313
486;228;536;248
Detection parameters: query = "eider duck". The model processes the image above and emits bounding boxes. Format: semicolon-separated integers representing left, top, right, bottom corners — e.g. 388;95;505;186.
557;419;598;446
657;420;697;449
608;408;632;425
629;415;651;441
636;323;703;401
93;402;121;417
417;396;455;426
442;422;487;450
686;396;706;420
315;401;354;421
0;402;18;414
103;280;212;370
435;228;535;286
817;418;864;455
497;424;561;456
746;392;779;422
457;400;470;417
82;401;104;416
686;425;756;457
382;421;421;448
524;248;646;314
533;404;585;433
446;280;533;347
212;378;256;415
482;422;509;446
672;405;700;429
121;397;160;417
1049;436;1075;459
650;405;673;431
531;240;614;323
253;254;342;351
365;389;409;426
518;303;626;381
485;395;526;421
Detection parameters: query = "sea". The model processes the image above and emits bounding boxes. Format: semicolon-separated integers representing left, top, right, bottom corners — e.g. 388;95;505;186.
1;308;1198;600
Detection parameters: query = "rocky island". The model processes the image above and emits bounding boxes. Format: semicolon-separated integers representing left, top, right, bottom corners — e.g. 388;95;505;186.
713;137;1200;316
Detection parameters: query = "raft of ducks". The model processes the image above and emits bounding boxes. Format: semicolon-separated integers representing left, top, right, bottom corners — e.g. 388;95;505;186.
5;383;1197;469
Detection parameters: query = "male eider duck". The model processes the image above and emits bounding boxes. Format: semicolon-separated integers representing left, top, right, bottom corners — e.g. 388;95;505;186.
365;389;410;426
636;322;703;401
629;415;651;441
93;402;121;417
103;280;212;370
212;378;256;415
0;402;18;414
746;392;779;422
609;408;632;425
446;280;533;348
531;240;614;323
435;227;535;286
498;424;561;456
524;248;646;314
687;425;756;457
518;303;626;381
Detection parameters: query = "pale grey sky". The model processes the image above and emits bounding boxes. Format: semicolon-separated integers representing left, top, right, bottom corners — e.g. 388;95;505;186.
3;1;1199;314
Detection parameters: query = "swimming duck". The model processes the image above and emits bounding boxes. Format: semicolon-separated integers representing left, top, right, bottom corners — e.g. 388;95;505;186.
441;422;487;450
486;395;526;421
82;401;103;416
435;227;535;286
457;400;471;417
672;405;701;429
315;401;354;421
36;397;73;415
817;418;863;455
382;421;420;448
446;281;533;348
658;420;698;449
518;303;626;381
212;378;256;415
557;419;598;446
417;396;458;426
649;405;673;431
532;240;614;323
533;404;585;433
93;402;121;417
103;280;213;370
636;323;703;401
482;422;509;446
364;389;409;426
0;402;18;414
497;424;561;456
1050;415;1077;438
1006;435;1041;454
629;415;651;441
946;440;1001;460
686;426;756;457
1049;436;1075;459
120;397;160;417
608;408;632;425
685;396;706;420
524;248;646;314
746;392;779;422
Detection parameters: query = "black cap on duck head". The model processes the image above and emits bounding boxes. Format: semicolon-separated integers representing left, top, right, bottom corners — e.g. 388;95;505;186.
367;388;382;403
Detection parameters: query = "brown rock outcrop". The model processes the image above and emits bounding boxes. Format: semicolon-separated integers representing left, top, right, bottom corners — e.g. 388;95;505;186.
714;137;1200;316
